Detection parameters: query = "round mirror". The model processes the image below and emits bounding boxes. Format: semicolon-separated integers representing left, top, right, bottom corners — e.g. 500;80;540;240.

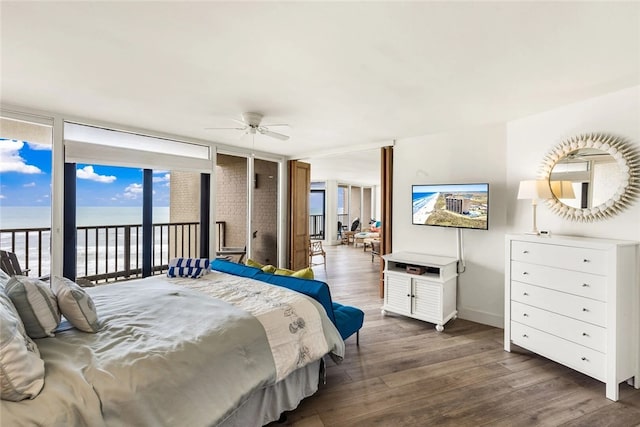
540;133;640;222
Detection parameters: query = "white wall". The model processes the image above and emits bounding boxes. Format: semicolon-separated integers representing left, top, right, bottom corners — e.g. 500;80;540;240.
394;123;508;327
507;85;640;241
393;85;640;328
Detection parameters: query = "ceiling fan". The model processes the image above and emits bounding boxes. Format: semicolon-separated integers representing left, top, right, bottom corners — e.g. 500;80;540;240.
205;112;290;141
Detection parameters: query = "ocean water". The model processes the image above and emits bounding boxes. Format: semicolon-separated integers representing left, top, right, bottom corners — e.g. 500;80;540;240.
0;206;170;229
0;206;173;278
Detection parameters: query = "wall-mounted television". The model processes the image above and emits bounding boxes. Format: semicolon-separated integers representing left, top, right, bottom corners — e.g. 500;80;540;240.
412;183;489;230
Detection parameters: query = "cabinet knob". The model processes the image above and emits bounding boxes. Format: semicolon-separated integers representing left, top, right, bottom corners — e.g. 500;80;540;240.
523;313;529;317
583;259;590;263
582;332;589;337
582;308;589;312
522;272;529;275
411;294;416;298
406;294;410;297
522;334;528;338
581;357;588;361
582;283;590;287
523;292;529;296
523;250;529;254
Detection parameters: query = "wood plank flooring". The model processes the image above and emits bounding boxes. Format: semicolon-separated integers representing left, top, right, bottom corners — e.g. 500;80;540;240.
274;243;640;427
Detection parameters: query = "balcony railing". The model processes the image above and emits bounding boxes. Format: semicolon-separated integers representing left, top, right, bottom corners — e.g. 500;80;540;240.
309;214;324;240
1;221;226;284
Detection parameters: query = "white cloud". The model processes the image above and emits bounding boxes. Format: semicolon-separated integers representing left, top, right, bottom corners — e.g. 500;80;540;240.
76;165;116;183
0;194;5;199
23;182;36;187
26;141;52;151
123;183;143;199
0;140;43;174
152;173;171;183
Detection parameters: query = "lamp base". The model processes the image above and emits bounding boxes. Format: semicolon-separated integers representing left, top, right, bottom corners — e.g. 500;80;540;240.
524;231;540;235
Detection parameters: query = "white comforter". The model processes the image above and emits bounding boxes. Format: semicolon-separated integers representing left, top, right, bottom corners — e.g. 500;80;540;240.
0;273;344;427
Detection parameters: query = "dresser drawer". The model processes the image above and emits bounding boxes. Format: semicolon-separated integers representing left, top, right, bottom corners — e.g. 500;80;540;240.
511;260;606;301
511;321;605;381
511;301;606;352
511;240;606;275
511;281;606;327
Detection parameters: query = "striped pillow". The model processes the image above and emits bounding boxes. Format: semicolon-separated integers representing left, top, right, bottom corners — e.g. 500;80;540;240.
167;258;210;278
5;276;61;338
51;277;100;333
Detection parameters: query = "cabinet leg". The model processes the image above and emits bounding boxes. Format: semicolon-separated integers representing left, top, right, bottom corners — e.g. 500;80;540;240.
435;324;444;332
381;309;386;316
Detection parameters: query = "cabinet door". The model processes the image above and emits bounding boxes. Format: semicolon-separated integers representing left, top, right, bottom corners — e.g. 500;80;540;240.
385;273;411;314
412;278;442;322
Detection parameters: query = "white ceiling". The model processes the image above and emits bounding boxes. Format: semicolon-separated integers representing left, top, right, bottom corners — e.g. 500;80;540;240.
1;2;639;186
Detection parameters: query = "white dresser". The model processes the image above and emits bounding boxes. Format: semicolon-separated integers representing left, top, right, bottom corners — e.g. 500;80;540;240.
504;234;639;401
382;252;458;332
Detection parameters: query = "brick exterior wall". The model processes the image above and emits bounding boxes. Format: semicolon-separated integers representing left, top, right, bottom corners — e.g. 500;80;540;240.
169;170;200;258
252;159;278;265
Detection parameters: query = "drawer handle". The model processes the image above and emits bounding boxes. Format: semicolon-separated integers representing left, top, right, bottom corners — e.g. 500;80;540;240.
582;283;590;287
583;259;590;263
582;308;589;312
522;334;528;338
522;250;529;254
582;332;589;337
523;313;529;317
522;272;529;275
581;357;588;361
523;292;529;296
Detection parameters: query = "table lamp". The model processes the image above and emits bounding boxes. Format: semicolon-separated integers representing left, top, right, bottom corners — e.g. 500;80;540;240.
518;180;553;235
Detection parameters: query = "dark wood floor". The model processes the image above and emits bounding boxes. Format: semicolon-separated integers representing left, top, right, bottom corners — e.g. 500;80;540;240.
278;243;640;427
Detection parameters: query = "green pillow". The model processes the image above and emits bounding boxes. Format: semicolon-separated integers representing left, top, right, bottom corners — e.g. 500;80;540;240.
261;265;277;273
245;258;264;268
291;267;314;280
273;267;314;280
274;268;294;276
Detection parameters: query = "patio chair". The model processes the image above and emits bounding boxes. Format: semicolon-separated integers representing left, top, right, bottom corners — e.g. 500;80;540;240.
309;240;326;269
0;250;51;281
0;250;29;276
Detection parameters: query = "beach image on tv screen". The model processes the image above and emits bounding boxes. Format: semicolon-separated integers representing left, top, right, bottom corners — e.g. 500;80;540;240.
412;184;488;230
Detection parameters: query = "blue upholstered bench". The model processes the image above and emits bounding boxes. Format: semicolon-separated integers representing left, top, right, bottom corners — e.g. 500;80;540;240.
210;259;364;344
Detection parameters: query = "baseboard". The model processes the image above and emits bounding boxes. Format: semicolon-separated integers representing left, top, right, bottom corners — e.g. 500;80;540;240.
456;307;503;329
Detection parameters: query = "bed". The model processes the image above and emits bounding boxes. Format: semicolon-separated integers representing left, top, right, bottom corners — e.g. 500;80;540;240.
0;270;345;426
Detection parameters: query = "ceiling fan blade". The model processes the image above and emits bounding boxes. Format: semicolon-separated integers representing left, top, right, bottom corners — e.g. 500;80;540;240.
261;123;289;128
204;126;246;131
259;128;290;141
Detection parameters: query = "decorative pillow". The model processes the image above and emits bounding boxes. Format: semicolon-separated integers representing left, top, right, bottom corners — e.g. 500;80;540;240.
51;276;100;333
0;289;45;401
291;267;314;280
261;264;277;273
273;267;314;280
245;258;264;268
167;258;210;278
5;276;61;338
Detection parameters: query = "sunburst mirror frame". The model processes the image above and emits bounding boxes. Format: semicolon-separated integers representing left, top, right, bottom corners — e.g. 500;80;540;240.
539;133;640;222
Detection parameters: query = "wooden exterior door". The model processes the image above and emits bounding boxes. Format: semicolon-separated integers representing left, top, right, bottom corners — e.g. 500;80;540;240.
288;160;310;270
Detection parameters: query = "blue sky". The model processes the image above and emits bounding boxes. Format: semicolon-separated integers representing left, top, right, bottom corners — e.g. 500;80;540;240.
0;139;170;206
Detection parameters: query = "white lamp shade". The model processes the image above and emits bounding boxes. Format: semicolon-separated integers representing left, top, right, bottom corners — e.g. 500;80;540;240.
550;180;576;199
517;180;553;200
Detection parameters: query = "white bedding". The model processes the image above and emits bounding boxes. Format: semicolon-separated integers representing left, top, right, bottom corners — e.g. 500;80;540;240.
0;273;344;427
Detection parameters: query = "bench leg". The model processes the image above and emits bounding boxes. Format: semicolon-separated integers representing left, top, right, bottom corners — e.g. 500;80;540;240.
356;330;360;346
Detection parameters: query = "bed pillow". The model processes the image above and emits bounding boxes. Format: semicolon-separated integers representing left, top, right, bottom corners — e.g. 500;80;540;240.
273;267;314;279
245;258;264;268
167;257;210;278
0;289;45;401
51;276;100;333
5;276;61;338
261;264;277;273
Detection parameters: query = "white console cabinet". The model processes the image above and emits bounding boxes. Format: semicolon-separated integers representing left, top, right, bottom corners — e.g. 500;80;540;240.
505;234;640;401
381;252;458;331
